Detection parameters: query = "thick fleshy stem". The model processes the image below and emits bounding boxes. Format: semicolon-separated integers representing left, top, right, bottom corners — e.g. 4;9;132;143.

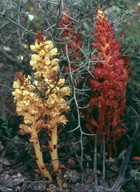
48;126;62;188
31;123;53;183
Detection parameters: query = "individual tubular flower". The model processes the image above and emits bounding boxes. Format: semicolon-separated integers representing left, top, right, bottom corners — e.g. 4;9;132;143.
86;6;129;157
59;8;82;69
12;31;70;187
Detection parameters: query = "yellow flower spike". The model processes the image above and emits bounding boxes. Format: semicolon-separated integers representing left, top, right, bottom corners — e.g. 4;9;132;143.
16;107;23;113
51;58;59;67
44;45;53;52
24;119;32;125
44;40;54;50
22;90;30;96
27;85;35;92
19;124;31;134
58;115;67;125
30;60;37;67
39;49;46;57
45;48;58;58
12;32;70;188
12;89;23;99
34;71;41;78
58;78;65;87
31;54;41;62
14;88;23;94
58;98;70;111
19;101;29;109
34;41;41;50
47;94;57;107
30;45;37;52
13;81;21;89
60;87;71;96
51;66;59;74
24;75;31;82
43;57;51;65
24;101;30;106
45;40;54;46
30;109;38;115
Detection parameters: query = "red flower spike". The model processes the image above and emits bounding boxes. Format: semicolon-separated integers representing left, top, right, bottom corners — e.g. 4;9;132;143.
86;6;129;157
59;8;82;64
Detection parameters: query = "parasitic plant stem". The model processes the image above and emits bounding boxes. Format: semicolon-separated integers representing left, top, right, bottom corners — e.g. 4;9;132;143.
32;123;53;182
49;126;62;188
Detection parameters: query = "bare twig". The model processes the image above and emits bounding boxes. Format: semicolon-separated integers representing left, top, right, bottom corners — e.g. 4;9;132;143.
0;12;35;35
93;134;98;186
102;133;106;180
111;123;138;191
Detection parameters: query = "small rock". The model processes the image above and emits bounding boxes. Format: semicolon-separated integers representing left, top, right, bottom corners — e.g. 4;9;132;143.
0;171;25;187
0;157;10;166
0;184;14;192
15;185;21;191
24;181;48;191
63;182;68;189
47;184;56;192
64;170;80;183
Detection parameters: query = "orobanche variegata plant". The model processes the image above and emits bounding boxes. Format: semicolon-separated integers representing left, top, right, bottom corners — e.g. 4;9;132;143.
86;6;129;158
12;31;70;187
